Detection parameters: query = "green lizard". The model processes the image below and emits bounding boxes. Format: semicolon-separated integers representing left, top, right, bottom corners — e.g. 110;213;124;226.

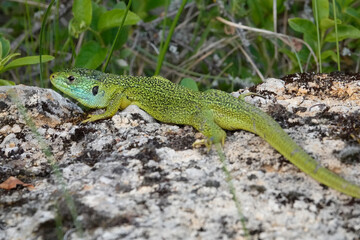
50;68;360;198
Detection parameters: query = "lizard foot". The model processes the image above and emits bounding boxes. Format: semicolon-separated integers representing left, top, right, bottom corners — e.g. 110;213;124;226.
192;135;225;152
192;139;212;152
81;114;107;123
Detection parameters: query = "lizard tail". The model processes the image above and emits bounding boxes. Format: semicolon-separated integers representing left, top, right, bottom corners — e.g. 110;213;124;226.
240;102;360;198
205;89;360;198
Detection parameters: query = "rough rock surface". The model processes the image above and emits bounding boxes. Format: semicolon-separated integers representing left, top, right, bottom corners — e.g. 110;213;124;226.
1;72;360;240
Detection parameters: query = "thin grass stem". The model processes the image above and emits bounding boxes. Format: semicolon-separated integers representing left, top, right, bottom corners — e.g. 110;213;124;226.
102;0;132;72
313;0;322;73
332;0;340;71
39;0;56;87
215;143;250;240
155;0;188;75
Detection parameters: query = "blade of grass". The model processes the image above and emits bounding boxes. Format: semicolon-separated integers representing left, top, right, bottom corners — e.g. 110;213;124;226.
313;0;322;73
55;203;64;240
25;0;34;48
216;17;319;72
287;36;303;73
293;48;304;73
54;0;61;57
190;4;203;47
102;0;132;72
215;143;250;239
155;0;188;75
234;41;265;82
39;0;56;87
215;62;233;90
159;0;170;55
193;21;211;54
8;88;83;238
24;0;34;85
273;0;278;60
332;0;340;71
135;46;231;81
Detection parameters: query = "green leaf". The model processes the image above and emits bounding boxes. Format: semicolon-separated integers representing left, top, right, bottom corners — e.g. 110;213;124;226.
114;2;126;9
246;0;273;27
132;0;167;20
312;0;329;21
98;9;141;32
179;78;199;91
90;2;107;30
303;34;317;54
0;79;15;86
1;55;54;72
321;50;337;62
68;18;88;38
288;18;317;40
325;24;360;42
73;0;92;26
74;41;107;69
320;18;341;31
278;47;299;68
101;26;129;50
70;0;92;38
0;53;20;68
345;7;360;20
0;36;10;59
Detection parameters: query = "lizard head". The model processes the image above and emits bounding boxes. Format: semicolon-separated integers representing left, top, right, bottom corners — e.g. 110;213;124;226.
50;68;115;109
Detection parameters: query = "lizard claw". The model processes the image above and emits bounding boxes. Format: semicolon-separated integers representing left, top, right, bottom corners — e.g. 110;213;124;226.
192;139;206;147
192;135;225;152
192;139;212;152
81;114;99;123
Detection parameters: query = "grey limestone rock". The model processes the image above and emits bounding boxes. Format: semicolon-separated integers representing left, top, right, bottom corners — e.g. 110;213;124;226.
1;73;360;240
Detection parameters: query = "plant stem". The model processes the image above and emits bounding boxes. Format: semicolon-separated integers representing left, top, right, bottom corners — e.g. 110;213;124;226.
313;0;322;73
332;0;340;71
155;0;188;75
102;0;132;72
39;0;56;87
215;143;250;239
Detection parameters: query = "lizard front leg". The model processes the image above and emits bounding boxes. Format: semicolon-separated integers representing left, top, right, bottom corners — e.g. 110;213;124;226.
82;92;129;123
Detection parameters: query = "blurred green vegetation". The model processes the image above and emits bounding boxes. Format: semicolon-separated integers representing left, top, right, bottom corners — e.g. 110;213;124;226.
0;0;359;91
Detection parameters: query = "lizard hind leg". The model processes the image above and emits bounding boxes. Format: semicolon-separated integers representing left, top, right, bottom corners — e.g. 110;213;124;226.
191;110;226;150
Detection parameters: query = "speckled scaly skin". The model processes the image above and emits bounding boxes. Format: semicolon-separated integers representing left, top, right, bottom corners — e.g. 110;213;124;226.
50;68;360;198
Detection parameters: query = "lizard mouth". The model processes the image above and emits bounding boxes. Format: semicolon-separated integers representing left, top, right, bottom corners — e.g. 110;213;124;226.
51;78;68;92
50;75;90;103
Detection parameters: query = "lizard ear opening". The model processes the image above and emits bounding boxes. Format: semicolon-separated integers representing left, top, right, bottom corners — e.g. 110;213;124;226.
92;86;99;96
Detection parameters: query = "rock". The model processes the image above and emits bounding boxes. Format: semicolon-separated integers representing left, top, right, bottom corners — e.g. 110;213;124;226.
0;85;83;128
1;73;360;240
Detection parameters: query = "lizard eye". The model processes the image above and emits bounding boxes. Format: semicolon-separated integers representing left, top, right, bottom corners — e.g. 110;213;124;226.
68;76;75;82
92;86;99;96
